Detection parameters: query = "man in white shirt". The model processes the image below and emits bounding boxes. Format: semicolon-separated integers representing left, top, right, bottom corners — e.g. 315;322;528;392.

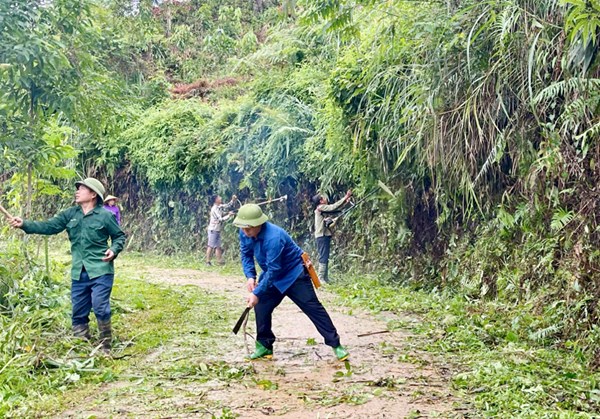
206;194;237;265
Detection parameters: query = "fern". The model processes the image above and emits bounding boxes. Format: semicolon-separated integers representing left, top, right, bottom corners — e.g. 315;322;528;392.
533;78;600;104
550;208;574;231
528;323;562;342
575;120;600;141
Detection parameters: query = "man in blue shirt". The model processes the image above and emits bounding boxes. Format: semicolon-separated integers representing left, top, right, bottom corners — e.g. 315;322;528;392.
233;204;349;361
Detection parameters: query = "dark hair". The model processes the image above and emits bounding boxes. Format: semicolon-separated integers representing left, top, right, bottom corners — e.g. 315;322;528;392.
311;194;322;207
211;194;220;205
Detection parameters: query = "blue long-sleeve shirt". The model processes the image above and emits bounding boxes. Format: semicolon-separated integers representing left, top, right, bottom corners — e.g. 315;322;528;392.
239;222;304;297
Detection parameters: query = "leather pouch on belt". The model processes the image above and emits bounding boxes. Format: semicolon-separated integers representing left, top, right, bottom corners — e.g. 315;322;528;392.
301;252;321;289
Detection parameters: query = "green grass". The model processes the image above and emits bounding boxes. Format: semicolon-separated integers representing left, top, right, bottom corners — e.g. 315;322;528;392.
1;250;244;418
122;250;243;276
328;277;600;418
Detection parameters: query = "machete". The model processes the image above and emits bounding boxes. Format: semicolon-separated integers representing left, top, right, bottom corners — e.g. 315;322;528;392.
232;307;251;335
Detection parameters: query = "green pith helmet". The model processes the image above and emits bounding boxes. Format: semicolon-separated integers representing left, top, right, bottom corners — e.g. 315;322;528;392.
75;178;106;202
233;204;269;227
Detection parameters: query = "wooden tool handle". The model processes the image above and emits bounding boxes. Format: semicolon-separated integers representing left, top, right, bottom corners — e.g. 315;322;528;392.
301;252;321;289
0;204;13;219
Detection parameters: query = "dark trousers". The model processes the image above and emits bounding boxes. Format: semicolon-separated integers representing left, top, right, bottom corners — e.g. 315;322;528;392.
316;236;331;264
71;270;114;325
254;272;341;350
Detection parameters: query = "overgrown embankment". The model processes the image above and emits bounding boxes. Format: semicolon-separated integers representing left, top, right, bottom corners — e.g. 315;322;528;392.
3;1;600;416
77;1;600;364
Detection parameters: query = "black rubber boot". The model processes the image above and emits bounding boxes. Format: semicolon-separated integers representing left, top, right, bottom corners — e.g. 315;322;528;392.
73;324;91;340
97;320;112;353
318;262;329;283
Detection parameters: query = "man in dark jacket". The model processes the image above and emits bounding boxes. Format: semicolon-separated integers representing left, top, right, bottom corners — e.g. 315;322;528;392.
233;203;349;361
9;177;126;353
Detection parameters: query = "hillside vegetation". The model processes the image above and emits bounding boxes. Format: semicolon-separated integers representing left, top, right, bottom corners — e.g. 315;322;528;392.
2;0;600;416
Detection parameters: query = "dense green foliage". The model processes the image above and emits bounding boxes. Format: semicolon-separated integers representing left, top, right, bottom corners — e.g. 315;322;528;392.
0;241;72;415
2;0;600;416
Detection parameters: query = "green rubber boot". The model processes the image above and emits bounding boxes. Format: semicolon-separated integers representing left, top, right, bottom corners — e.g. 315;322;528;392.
247;341;273;360
333;345;349;361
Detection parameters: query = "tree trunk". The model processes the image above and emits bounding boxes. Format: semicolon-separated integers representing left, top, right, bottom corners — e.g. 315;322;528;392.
166;4;172;37
26;163;32;218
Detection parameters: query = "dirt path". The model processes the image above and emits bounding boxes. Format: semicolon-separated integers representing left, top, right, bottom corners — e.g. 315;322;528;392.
61;266;463;418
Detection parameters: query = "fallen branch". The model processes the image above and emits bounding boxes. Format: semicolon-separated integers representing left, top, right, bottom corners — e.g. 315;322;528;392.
342;379;377;384
242;313;252;355
357;330;390;338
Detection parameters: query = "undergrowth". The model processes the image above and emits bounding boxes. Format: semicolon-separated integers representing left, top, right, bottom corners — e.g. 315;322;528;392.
0;242;240;417
330;276;600;418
